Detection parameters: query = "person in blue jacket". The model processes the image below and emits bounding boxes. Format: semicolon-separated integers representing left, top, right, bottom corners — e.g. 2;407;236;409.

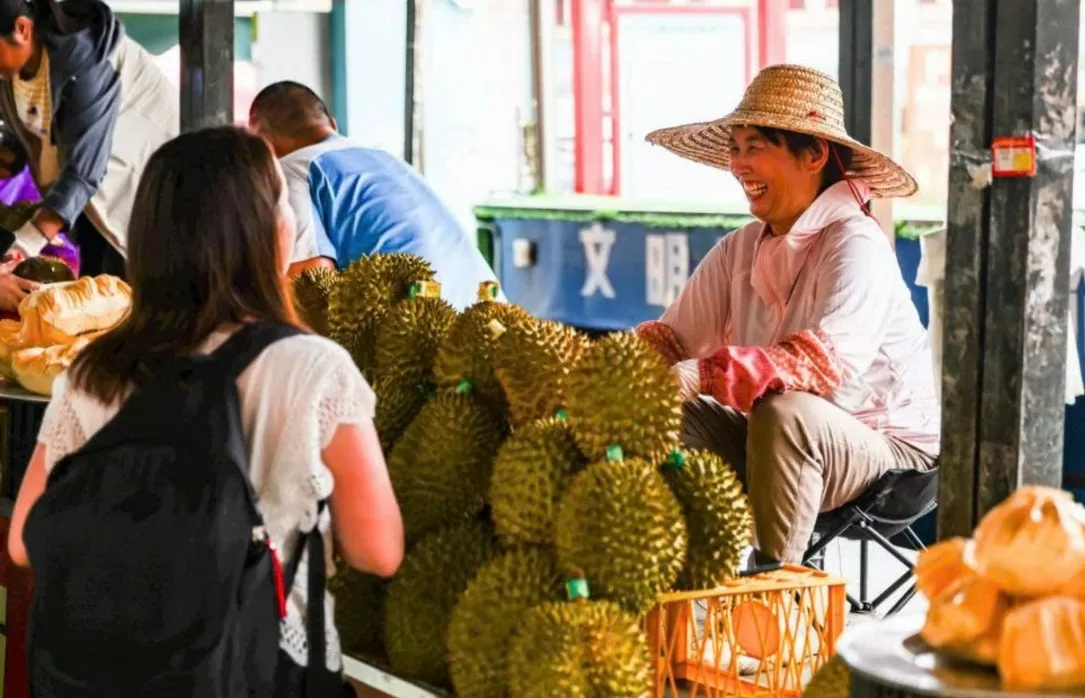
248;81;501;311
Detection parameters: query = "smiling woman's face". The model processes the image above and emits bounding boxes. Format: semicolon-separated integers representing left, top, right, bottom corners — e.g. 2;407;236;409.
728;126;828;234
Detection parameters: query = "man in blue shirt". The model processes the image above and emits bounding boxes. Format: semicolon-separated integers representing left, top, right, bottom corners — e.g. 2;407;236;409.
248;81;500;311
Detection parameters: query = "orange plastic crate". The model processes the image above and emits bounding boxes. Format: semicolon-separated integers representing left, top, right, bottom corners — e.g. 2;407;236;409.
643;564;848;698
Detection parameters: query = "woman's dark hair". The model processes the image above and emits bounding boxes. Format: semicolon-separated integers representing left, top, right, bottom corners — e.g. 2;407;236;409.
755;126;853;193
69;126;303;404
0;0;79;38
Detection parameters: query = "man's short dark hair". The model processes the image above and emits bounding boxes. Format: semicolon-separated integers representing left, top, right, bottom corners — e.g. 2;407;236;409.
249;81;333;137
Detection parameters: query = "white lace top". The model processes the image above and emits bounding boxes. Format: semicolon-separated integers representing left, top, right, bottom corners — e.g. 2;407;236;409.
34;329;377;672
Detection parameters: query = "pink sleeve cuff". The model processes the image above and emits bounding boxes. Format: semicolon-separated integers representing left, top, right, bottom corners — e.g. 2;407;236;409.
635;320;688;366
699;329;844;413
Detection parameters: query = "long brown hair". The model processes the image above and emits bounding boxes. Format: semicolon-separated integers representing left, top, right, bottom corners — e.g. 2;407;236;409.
69;126;302;404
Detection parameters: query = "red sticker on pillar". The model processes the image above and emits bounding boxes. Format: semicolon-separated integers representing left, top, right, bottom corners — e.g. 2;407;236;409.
991;136;1037;177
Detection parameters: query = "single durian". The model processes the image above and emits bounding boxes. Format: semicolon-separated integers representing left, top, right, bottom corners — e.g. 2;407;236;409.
433;283;533;416
664;448;752;589
291;267;339;337
327;564;387;655
564;331;682;461
13;256;75;284
489;417;587;547
491;319;589;428
386;392;506;542
383;520;496;687
507;600;652;698
329;254;436;377
374;293;457;386
555;457;687;613
372;375;432;452
446;546;565;698
803;656;852;698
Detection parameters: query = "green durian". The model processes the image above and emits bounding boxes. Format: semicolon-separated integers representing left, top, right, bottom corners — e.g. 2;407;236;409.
491;318;589;428
664;448;752;590
327;563;387;655
432;287;533;416
446;546;565;698
383;519;496;687
564;331;682;461
489;417;587;547
13;256;75;284
506;600;652;698
328;253;435;377
372;375;432;453
291;266;339;337
374;295;457;385
386;392;506;542
803;655;851;698
555;457;687;613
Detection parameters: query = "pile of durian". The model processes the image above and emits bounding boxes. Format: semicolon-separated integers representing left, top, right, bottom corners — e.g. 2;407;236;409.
293;254;752;698
915;485;1085;691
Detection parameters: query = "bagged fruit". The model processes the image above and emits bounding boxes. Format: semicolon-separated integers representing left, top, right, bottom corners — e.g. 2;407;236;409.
972;486;1085;598
999;596;1085;691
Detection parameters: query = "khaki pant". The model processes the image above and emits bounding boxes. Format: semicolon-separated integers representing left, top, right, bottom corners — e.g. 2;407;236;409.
681;392;937;564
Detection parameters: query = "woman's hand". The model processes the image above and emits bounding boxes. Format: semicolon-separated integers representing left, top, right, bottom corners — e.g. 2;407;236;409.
671;359;702;402
0;271;39;311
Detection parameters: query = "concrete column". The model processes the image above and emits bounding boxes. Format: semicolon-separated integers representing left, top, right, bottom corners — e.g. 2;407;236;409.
179;0;235;130
939;0;1079;537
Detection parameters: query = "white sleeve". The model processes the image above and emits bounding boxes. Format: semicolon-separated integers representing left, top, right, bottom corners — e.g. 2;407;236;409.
286;171;324;263
35;372;88;473
313;347;377;451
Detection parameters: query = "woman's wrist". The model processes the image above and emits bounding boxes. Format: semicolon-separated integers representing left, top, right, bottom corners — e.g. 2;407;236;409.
30;207;65;240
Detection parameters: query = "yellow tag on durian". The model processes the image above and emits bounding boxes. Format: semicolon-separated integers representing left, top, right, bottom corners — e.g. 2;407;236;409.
408;280;441;299
477;281;501;302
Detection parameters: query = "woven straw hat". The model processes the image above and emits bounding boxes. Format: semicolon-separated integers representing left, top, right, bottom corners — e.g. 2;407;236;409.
645;64;918;198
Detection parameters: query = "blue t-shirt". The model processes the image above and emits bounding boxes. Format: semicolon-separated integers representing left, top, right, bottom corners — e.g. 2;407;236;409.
281;136;500;311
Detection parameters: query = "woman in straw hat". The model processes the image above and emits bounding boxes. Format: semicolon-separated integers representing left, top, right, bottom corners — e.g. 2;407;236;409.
637;64;939;566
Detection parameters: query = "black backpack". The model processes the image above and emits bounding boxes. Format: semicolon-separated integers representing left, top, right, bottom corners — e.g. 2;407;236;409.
22;322;350;697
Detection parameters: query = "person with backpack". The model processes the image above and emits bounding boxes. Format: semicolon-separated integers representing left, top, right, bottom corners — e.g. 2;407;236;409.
7;126;404;696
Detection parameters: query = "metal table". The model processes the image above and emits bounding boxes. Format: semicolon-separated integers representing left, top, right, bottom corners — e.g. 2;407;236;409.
838;614;1085;698
342;655;449;698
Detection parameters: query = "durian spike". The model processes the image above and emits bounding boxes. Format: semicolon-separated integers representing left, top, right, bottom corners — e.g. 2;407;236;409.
328;253;436;377
564;331;682;461
555;457;688;614
491;319;589;428
291;266;339;337
489;416;587;547
664;447;752;590
382;520;496;686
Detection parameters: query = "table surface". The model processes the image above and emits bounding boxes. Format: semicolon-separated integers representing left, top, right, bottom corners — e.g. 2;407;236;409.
0;384;49;404
838;614;1085;698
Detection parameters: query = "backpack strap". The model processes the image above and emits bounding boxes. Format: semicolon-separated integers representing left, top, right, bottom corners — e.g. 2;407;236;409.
210;322;305;379
283;501;330;694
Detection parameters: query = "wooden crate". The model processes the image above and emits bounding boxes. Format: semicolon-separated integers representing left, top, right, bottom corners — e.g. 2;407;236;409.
644;564;848;698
